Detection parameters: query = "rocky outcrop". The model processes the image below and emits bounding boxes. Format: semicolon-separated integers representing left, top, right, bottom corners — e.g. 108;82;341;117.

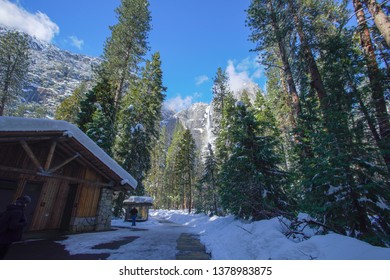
163;103;215;154
0;27;100;117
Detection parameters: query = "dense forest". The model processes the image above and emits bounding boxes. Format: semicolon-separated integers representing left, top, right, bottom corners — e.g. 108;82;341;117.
1;0;389;246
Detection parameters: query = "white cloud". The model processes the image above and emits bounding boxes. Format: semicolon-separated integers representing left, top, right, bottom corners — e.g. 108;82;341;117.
69;35;84;50
164;95;193;112
195;75;209;86
225;58;262;94
0;0;59;42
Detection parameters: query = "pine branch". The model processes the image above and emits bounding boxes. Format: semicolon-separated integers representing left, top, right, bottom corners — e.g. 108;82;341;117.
236;225;253;235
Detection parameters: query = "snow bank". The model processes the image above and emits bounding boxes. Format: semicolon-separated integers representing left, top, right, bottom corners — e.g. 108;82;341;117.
150;210;390;260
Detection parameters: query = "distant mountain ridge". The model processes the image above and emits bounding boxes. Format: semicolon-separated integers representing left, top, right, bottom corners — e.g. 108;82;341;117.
0;27;100;117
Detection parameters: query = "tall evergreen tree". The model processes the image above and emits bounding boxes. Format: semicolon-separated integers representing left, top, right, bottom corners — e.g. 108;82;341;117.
101;0;151;111
0;30;30;116
113;53;166;194
174;129;197;212
164;123;185;208
198;143;219;214
144;126;169;208
216;95;289;219
247;0;301;125
211;67;231;134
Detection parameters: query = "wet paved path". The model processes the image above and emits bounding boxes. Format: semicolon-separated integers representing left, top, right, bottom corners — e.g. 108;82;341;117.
4;218;210;260
176;233;211;260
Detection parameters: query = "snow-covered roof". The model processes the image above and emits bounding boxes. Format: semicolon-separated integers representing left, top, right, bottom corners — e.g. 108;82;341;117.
123;196;154;205
0;117;137;189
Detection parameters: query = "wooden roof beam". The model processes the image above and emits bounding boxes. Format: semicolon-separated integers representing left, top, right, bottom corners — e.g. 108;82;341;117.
0;165;115;188
20;140;44;173
46;152;80;174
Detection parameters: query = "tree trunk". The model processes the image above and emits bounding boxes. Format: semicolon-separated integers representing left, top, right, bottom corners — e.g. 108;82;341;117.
0;96;6;116
353;0;390;173
266;0;316;160
363;0;390;48
267;0;301;123
288;0;328;112
114;48;131;113
278;41;302;123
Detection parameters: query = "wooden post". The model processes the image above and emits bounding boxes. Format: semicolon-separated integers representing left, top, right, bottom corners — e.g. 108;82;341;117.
44;141;57;170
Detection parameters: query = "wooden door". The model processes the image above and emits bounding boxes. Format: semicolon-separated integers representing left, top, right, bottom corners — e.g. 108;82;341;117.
60;183;78;231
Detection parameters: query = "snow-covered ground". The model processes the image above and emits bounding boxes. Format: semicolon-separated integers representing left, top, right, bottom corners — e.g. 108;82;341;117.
152;210;390;260
58;210;390;260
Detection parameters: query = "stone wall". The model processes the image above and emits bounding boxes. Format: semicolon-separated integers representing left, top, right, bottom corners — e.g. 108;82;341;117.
70;187;113;232
70;217;96;232
95;187;113;231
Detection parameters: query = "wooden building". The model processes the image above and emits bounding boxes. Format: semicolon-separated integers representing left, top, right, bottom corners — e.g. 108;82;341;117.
0;117;137;233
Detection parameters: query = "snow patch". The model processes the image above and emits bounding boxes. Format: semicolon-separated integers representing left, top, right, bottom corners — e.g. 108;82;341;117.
124;196;154;204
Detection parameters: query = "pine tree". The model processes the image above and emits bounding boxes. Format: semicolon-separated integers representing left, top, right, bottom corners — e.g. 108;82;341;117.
164;123;185;208
199;143;219;214
76;78;116;136
294;0;390;244
144;126;169;208
55;82;88;123
114;95;149;195
211;67;231;134
113;53;166;195
86;107;115;155
76;89;97;132
101;0;151;111
0;30;30;116
247;0;301;124
216;95;289;219
175;129;197;213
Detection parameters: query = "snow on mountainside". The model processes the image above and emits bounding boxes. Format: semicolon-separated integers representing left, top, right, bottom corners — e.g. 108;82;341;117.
163;102;216;154
0;27;100;117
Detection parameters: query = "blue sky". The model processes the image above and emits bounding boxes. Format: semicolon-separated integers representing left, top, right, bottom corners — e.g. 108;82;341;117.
0;0;264;111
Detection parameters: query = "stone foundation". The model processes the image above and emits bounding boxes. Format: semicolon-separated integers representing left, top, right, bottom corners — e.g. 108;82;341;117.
70;187;113;232
95;188;113;231
70;216;97;232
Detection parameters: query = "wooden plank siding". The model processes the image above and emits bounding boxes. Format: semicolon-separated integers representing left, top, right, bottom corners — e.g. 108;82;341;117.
0;139;108;232
76;168;103;217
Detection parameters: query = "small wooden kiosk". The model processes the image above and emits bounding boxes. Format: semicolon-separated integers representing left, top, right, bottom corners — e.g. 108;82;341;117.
123;196;154;222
